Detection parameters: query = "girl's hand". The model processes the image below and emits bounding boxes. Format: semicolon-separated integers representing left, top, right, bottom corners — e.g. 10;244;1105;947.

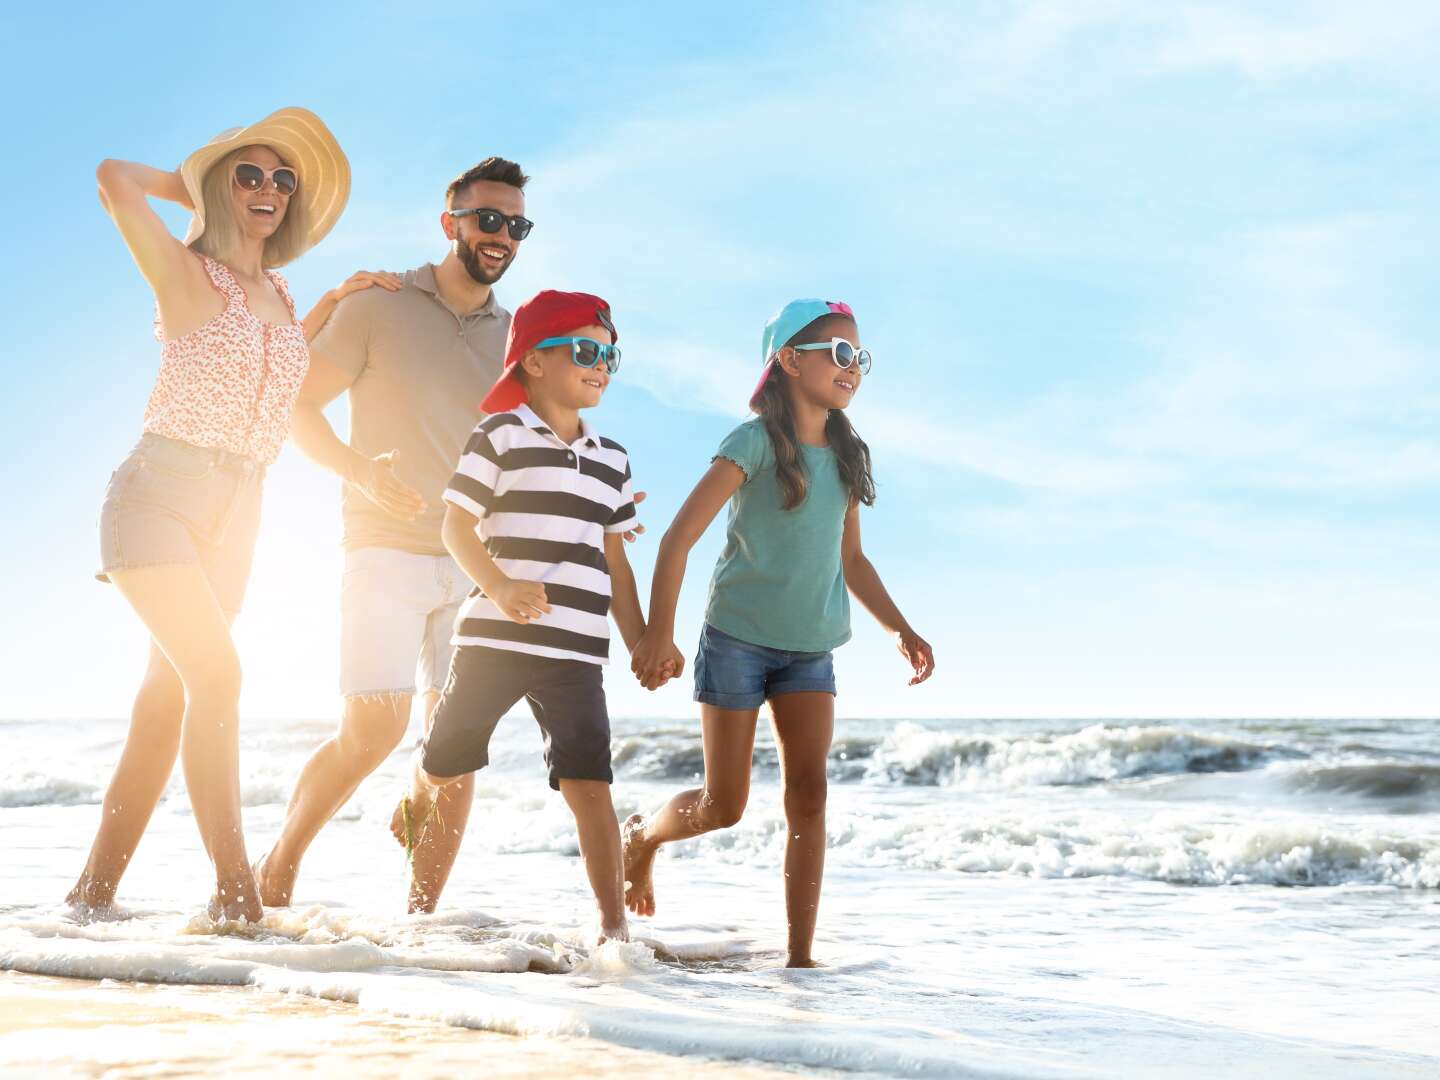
632;631;684;691
491;578;551;624
897;630;934;685
332;270;403;302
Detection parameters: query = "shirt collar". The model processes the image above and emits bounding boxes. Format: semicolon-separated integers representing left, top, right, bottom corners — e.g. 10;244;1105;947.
412;263;500;319
513;404;600;450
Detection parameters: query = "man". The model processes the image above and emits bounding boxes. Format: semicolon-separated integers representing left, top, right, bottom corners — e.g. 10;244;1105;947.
257;158;533;912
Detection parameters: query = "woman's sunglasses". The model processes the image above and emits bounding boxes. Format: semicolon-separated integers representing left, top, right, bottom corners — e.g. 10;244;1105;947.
535;336;621;375
449;207;535;241
792;338;872;375
233;162;298;196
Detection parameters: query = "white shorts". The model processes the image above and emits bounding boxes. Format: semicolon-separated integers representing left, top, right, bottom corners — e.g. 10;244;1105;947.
339;547;472;700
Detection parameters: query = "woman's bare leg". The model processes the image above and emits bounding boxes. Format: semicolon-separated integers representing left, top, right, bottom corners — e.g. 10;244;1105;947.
66;641;186;909
100;565;260;922
769;692;834;967
622;705;759;917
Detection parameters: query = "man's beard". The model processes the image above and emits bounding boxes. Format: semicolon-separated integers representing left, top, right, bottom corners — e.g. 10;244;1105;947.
457;238;511;285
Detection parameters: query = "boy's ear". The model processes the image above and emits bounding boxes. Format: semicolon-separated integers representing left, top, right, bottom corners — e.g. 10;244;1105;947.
520;347;544;378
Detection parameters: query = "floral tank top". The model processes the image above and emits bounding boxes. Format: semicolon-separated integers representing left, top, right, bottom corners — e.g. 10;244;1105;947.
143;255;309;465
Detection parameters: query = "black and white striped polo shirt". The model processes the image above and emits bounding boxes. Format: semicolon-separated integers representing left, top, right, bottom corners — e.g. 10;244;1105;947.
443;404;637;664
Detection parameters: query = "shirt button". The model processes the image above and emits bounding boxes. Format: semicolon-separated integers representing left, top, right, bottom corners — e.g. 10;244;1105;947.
565;452;576;463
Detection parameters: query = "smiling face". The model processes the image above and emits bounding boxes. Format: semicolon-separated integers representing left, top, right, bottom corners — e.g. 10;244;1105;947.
780;315;863;410
446;178;526;285
228;144;291;241
521;322;615;410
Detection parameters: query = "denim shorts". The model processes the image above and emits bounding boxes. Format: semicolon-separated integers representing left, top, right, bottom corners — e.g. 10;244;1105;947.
340;546;472;700
693;623;837;709
97;433;265;617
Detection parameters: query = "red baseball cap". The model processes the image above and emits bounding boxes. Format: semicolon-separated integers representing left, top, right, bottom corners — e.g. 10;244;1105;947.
480;289;618;413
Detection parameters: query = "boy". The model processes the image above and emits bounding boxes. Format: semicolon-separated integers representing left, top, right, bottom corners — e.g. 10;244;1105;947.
395;289;657;942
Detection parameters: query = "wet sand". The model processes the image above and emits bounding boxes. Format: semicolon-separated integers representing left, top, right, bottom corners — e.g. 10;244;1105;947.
0;972;814;1079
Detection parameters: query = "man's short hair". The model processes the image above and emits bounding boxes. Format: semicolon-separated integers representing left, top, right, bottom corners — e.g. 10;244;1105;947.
446;157;529;207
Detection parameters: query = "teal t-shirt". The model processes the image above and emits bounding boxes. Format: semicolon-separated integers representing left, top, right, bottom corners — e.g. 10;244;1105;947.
703;419;852;653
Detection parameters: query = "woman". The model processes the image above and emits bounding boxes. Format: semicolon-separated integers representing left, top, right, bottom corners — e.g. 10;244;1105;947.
69;108;350;922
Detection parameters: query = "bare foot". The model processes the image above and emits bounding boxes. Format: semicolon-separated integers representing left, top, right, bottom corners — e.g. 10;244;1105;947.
597;918;631;946
253;852;294;908
65;876;115;911
390;792;435;853
621;814;657;917
785;957;824;969
207;872;262;924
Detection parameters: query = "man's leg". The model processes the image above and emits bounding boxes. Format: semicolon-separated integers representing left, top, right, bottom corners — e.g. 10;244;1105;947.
257;548;428;906
257;693;412;906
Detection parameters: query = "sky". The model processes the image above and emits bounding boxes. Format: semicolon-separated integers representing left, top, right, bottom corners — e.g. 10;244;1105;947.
1;1;1437;722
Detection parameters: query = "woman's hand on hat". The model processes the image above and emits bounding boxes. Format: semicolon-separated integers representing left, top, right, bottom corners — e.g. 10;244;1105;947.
350;449;427;521
621;490;647;543
492;579;551;625
332;270;403;302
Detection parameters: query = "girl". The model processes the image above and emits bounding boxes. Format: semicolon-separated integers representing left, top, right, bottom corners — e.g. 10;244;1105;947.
626;299;934;966
69;109;350;922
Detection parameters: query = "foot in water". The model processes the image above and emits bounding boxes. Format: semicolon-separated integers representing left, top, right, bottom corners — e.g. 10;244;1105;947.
597;918;631;946
621;814;657;917
65;875;116;913
253;852;294;908
206;872;263;924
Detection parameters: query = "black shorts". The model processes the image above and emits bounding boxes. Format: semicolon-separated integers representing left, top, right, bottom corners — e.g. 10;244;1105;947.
420;646;612;790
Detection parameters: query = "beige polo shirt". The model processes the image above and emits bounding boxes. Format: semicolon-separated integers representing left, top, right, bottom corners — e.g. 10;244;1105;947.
310;263;510;556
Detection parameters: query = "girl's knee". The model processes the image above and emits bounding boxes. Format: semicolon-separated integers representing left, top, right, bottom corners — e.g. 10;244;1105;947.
697;789;748;830
783;777;827;821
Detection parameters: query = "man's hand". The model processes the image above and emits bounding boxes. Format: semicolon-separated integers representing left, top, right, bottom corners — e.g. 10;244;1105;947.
622;490;647;544
349;450;428;521
490;579;551;624
631;629;684;691
897;629;935;686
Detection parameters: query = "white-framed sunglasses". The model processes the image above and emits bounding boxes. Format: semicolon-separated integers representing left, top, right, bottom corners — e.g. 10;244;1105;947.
791;337;872;375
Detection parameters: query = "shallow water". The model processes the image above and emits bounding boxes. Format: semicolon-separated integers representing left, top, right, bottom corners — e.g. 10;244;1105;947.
3;716;1437;1076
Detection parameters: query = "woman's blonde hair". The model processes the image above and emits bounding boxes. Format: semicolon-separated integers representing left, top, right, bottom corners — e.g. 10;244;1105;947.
189;145;311;269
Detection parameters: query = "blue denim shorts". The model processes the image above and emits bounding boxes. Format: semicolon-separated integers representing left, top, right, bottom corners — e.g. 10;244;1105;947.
693;624;836;709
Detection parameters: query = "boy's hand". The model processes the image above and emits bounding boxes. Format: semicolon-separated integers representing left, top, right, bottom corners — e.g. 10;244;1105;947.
631;631;684;691
491;579;551;624
897;629;935;685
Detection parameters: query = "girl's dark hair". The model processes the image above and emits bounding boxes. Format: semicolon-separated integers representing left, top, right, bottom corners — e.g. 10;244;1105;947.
753;314;877;511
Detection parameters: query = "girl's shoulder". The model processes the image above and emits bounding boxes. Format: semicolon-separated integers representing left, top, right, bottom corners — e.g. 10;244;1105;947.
715;417;774;479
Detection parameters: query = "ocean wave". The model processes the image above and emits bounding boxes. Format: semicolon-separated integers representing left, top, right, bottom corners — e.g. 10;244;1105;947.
613;722;1291;789
0;776;101;808
1287;763;1440;808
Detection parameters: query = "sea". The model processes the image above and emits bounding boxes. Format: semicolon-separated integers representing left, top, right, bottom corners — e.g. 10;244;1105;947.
2;715;1437;1077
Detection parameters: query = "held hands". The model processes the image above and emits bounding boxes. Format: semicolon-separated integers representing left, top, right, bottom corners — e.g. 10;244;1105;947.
897;629;935;686
349;449;428;521
332;270;403;302
491;578;551;624
631;630;684;691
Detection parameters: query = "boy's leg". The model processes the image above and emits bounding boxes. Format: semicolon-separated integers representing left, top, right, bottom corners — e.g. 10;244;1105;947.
558;779;628;941
769;691;834;968
622;705;759;917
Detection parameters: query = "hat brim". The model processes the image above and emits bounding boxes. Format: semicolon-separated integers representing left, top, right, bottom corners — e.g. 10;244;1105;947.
747;358;778;409
180;107;350;263
480;362;529;414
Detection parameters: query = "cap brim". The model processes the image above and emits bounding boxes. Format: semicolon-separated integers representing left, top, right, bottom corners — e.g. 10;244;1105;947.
747;358;777;408
480;364;529;414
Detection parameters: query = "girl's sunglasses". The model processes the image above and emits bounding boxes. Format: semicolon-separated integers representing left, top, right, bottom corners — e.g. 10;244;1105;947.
792;338;872;375
233;161;298;196
449;207;535;241
535;336;621;375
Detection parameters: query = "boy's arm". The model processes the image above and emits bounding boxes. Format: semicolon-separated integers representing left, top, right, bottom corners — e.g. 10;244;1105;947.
441;503;550;623
841;501;935;685
604;532;645;653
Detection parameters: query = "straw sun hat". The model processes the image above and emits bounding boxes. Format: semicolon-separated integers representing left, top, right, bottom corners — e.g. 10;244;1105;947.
179;106;350;256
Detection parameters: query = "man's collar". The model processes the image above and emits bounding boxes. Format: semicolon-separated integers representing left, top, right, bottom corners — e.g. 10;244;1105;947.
414;263;499;318
513;403;599;448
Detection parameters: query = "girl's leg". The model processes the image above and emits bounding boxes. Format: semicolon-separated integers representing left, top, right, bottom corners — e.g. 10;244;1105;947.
67;641;186;909
103;564;261;922
622;705;759;916
769;691;834;967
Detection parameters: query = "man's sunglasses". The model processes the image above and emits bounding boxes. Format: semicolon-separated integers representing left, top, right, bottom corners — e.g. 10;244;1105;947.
535;336;621;375
233;162;298;196
449;207;534;241
792;338;872;375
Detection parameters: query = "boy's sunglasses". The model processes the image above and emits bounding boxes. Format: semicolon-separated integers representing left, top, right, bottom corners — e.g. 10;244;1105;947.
792;338;872;375
535;336;621;375
233;162;298;196
448;207;535;241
